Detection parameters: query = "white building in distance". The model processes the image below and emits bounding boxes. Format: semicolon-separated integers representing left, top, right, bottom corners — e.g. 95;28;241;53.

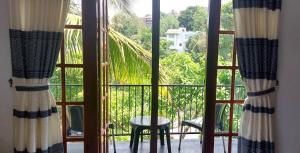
165;27;196;52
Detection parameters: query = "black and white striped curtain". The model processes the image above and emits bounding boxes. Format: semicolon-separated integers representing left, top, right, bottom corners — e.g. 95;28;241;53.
9;0;69;152
233;0;281;152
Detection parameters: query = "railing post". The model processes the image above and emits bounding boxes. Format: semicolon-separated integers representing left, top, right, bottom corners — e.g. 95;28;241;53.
141;85;144;142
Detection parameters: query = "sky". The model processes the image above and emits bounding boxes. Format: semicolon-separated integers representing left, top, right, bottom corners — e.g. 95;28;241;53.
129;0;231;17
131;0;209;17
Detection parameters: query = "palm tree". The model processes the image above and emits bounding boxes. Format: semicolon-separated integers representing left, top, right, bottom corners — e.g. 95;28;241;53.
109;0;132;13
64;11;168;84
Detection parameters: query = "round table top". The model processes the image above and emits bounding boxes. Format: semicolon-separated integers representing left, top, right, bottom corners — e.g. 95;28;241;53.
130;116;170;127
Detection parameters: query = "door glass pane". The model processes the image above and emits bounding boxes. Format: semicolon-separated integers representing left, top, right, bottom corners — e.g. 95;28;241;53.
215;104;229;132
65;68;84;102
66;0;82;25
67;142;84;153
50;67;62;102
234;70;246;100
66;105;84;137
220;0;234;31
231;136;239;153
57;51;61;64
64;29;83;64
214;136;228;153
233;104;243;133
218;34;234;66
57;106;62;131
217;69;232;100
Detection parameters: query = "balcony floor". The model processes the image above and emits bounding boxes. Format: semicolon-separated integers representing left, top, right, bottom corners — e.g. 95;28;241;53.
68;138;238;153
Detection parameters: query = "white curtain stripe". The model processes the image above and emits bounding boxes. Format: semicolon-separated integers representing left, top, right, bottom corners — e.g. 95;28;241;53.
10;0;69;32
234;8;280;39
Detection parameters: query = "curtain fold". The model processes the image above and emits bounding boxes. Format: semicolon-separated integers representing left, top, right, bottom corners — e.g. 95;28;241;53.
233;0;281;152
9;0;70;153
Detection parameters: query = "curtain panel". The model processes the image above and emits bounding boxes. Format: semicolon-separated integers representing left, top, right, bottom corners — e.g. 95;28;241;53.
233;0;281;153
9;0;70;153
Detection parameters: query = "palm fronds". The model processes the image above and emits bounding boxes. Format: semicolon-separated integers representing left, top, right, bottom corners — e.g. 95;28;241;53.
109;28;168;84
109;0;132;14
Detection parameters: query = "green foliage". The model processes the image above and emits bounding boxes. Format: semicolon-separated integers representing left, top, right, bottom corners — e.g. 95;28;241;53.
133;26;152;50
109;28;168;84
191;6;208;31
186;32;207;62
160;52;205;85
178;6;198;31
160;12;180;36
178;6;208;31
221;2;234;30
159;38;176;58
110;13;144;38
218;34;234;66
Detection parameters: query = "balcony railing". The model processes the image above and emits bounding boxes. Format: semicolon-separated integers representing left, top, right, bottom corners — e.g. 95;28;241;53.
50;84;246;139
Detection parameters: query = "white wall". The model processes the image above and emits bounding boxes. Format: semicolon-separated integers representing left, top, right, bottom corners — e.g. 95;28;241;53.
0;0;14;152
0;0;300;153
275;0;300;152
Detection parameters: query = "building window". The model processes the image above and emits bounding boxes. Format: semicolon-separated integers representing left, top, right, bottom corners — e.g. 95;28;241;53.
168;34;175;38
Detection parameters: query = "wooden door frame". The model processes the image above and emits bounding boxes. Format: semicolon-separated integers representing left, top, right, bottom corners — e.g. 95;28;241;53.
202;0;222;152
82;0;99;152
150;0;160;152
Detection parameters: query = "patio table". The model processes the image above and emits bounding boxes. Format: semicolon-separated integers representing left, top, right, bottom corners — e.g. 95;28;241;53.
129;116;171;153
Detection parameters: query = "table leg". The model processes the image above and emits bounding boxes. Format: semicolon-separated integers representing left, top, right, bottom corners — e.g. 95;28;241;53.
133;127;142;153
165;126;172;153
129;127;135;148
178;123;184;151
160;128;165;145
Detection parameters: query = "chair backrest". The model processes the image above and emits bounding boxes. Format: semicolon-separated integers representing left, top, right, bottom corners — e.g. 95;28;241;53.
215;104;227;131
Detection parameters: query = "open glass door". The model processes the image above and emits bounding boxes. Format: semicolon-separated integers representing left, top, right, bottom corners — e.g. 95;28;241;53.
97;0;110;152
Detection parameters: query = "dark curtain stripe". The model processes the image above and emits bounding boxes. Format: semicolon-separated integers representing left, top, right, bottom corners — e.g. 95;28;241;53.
233;0;281;10
247;87;275;96
14;143;63;153
243;104;275;114
16;85;49;91
236;38;278;80
238;137;275;153
14;107;58;119
9;29;63;79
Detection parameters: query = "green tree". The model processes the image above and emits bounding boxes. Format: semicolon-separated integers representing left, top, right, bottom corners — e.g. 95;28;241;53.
160;52;205;84
220;2;234;30
159;38;175;58
191;7;208;31
186;32;207;62
178;6;208;31
160;12;179;36
110;13;144;38
178;6;198;31
132;26;152;50
218;34;234;66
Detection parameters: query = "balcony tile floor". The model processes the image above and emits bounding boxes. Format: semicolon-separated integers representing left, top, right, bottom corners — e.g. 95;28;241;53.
68;138;238;153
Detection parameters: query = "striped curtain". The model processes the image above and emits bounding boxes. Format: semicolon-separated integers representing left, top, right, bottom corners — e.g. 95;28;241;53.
9;0;69;153
233;0;281;153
